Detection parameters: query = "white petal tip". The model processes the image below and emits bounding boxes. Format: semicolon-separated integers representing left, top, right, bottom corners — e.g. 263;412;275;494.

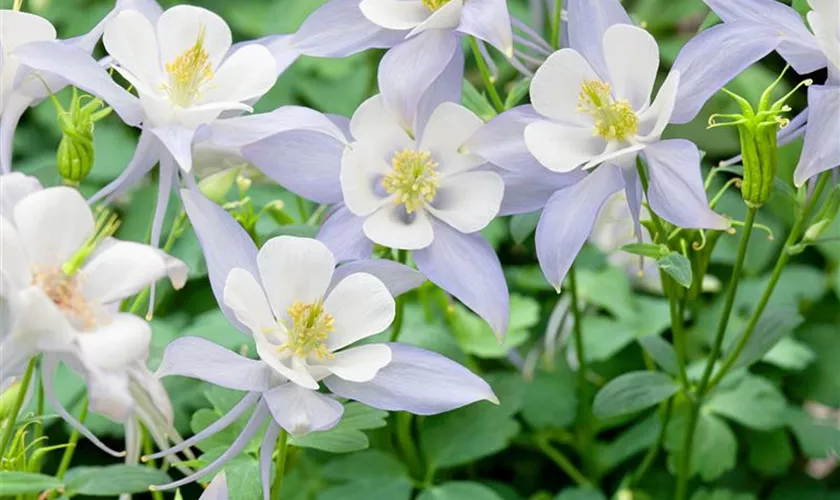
487;393;500;405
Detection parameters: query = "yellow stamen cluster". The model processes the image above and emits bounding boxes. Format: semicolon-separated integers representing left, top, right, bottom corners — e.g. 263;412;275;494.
577;80;639;141
422;0;452;11
162;26;214;107
381;149;440;214
33;270;96;330
278;300;335;360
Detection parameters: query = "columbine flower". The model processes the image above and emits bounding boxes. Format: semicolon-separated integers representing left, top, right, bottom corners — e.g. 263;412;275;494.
242;71;510;335
464;0;783;288
705;0;840;186
0;173;186;459
144;191;498;499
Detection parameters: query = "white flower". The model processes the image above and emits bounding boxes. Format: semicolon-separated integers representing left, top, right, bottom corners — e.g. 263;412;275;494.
525;24;680;173
102;5;277;130
223;236;396;391
340;97;504;250
0;10;56;117
807;0;840;74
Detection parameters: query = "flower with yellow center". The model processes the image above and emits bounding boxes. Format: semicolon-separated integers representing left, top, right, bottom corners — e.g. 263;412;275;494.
422;0;452;11
381;149;440;213
279;300;335;360
162;26;215;108
576;80;639;141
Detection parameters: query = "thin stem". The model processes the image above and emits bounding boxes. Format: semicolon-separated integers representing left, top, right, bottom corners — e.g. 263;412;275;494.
636;158;669;241
295;196;308;222
0;358;36;457
55;398;88;480
270;430;289;500
535;435;590;486
390;250;408;342
568;265;594;475
628;400;673;487
142;427;164;500
666;279;691;391
469;37;505;112
395;412;425;480
708;172;830;389
550;0;564;49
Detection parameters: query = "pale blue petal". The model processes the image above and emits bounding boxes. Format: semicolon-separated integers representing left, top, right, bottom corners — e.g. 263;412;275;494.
292;0;407;57
457;0;514;57
330;259;426;297
208;106;347;151
671;21;780;124
415;43;464;138
156;337;273;391
567;0;632;77
89;128;160;204
317;205;374;263
794;85;840;186
536;165;624;289
463;105;543;175
414;219;509;336
199;474;229;500
0;95;32;174
263;383;344;437
704;0;826;74
259;421;280;500
497;167;584;215
323;343;498;415
643;139;729;229
151;125;196;173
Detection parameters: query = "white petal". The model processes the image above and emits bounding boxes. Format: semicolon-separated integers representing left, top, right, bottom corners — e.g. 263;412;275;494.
428;170;504;233
256;236;335;319
419;102;485;174
263;383;343;437
603;24;659;110
0;172;42;219
408;0;463;36
199;44;276;105
316;344;392;383
637;70;680;140
359;0;431;30
3;287;74;371
0;11;55;50
156;5;232;71
581;143;644;170
222;267;276;335
0;217;31;292
79;241;169;304
340;144;390;217
323;272;395;350
82;366;134;423
77;313;152;371
363;205;434;250
254;333;319;390
529;49;598;125
524;120;607;172
349;95;413;150
13;187;94;268
103;10;162;89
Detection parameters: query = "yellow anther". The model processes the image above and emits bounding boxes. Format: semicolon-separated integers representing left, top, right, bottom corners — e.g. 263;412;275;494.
577;80;639;141
422;0;452;11
382;149;440;213
277;300;335;360
162;25;214;107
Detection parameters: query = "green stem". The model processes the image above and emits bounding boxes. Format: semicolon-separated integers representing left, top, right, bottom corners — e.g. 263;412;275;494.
396;413;425;481
636;158;669;242
665;279;691;391
0;358;36;457
550;0;564;49
295;196;308;222
390;250;409;342
142;426;164;500
469;37;504;112
628;400;672;487
535;435;590;486
568;265;594;476
55;398;88;480
270;430;289;500
708;172;830;389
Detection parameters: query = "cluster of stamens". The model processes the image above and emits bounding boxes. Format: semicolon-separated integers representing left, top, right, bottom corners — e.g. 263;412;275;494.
381;149;440;214
577;80;639;141
277;300;335;360
422;0;451;11
162;26;214;107
33;270;96;330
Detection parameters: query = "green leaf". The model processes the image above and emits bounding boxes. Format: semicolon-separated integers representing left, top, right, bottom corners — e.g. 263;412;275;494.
318;478;413;500
620;242;668;259
593;371;678;420
722;308;804;372
795;324;840;406
322;450;408;481
706;375;787;431
64;465;171;496
554;487;607;500
451;295;538;358
290;403;388;453
419;482;504;500
504;78;532;109
576;266;635;319
521;368;577;429
657;252;693;288
225;457;263;500
463;80;497;122
581;297;671;363
746;429;793;476
762;336;815;371
0;472;63;494
690;489;756;500
666;409;737;481
510;212;540;245
786;407;840;459
638;335;679;376
595;412;661;473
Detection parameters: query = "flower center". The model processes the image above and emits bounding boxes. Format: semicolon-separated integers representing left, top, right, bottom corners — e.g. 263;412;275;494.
33;270;96;330
422;0;452;11
278;300;334;360
577;80;639;141
162;26;214;107
381;149;440;214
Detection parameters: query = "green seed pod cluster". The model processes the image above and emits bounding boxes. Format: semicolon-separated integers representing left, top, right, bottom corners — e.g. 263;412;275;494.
53;88;112;186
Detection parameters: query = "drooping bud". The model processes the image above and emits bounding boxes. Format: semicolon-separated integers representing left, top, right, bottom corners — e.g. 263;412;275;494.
708;67;812;208
198;166;241;203
54;88;112;186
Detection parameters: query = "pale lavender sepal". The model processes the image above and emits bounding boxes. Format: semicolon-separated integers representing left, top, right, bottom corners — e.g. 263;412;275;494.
0;95;32;174
151;125;197;173
463;105;543;174
671;21;780;124
330;259;426;297
200;474;229;500
150;156;177;249
457;0;514;57
70;0;164;54
14;41;143;127
263;383;344;437
208;105;347;151
643;139;729;230
181;189;259;331
89;128;160;204
619;161;643;239
234;34;300;77
259;422;280;500
415;42;465;140
567;0;632;77
242;129;345;204
794;85;840;186
292;0;408;58
156;337;273;392
704;0;826;75
413;219;509;336
323;343;498;415
536;165;624;289
497;167;585;216
317;204;374;263
379;29;463;133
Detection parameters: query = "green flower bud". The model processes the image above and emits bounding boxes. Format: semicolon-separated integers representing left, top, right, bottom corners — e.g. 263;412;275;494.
198;166;241;203
803;185;840;243
708;68;811;208
52;88;112;186
0;379;23;420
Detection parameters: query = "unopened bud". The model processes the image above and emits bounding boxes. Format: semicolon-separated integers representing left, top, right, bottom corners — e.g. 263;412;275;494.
803;185;840;243
236;175;252;193
0;380;23;420
264;200;295;225
54;88;111;186
198;167;240;203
